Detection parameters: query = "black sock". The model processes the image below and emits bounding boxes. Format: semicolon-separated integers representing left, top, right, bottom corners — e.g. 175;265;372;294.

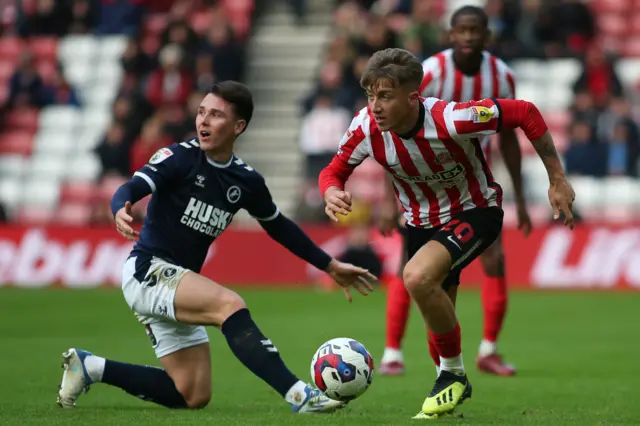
102;360;188;408
221;308;299;397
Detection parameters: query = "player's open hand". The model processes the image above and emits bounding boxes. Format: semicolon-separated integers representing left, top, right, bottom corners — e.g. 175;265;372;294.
516;199;532;237
115;201;140;241
326;259;376;302
323;187;352;222
548;177;575;230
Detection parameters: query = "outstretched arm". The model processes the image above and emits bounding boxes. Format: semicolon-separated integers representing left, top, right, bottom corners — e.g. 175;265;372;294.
259;214;375;301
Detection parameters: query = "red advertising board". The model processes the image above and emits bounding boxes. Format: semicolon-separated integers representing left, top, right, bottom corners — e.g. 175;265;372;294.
0;224;638;289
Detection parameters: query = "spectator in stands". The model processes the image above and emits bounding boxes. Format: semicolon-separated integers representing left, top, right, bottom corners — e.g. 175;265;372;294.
197;23;246;87
548;0;595;55
160;17;200;71
112;95;144;141
121;38;156;78
129;115;171;174
67;0;96;34
95;0;144;36
597;98;640;176
333;1;367;39
95;121;131;179
572;91;600;124
18;0;70;36
40;64;81;107
564;120;607;177
7;51;46;108
398;0;444;60
572;45;623;109
301;60;355;116
145;44;194;108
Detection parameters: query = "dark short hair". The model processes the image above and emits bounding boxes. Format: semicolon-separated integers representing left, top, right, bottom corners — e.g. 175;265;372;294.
360;48;423;91
450;5;488;29
210;81;253;133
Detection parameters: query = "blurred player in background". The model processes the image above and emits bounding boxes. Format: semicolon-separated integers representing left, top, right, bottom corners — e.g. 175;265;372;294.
378;5;532;378
57;81;375;413
319;48;574;418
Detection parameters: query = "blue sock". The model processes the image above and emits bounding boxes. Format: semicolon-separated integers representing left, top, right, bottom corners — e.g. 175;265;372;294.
221;308;299;396
102;360;188;408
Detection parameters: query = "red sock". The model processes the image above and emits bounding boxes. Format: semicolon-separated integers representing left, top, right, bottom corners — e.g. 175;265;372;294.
430;323;461;358
481;276;508;342
385;275;411;349
426;334;440;366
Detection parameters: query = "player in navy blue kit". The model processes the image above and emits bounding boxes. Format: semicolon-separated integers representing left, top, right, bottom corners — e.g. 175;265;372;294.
57;81;375;413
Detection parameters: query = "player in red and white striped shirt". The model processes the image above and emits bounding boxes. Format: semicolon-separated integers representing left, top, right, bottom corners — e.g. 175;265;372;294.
319;48;574;419
378;6;532;378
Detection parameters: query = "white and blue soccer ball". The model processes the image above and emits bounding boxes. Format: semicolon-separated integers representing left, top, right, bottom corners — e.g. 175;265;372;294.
310;337;374;402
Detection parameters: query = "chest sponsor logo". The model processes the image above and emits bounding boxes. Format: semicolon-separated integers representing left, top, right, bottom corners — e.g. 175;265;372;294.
181;198;232;237
396;164;466;188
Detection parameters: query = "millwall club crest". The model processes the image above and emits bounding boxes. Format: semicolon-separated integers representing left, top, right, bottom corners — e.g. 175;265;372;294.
227;186;241;204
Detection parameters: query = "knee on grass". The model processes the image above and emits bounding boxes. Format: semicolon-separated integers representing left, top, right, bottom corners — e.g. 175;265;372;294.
175;381;212;409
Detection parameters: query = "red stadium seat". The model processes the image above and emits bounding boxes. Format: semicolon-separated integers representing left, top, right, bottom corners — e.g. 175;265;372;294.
622;38;640;57
16;206;55;225
592;0;631;13
0;85;8;105
29;37;58;63
36;60;56;84
55;202;93;225
99;175;128;201
0;60;16;81
0;37;23;61
4;108;39;132
0;130;34;155
59;181;99;203
598;13;628;37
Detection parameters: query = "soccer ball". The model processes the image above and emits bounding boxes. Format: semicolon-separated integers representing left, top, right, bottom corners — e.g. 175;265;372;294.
310;337;374;402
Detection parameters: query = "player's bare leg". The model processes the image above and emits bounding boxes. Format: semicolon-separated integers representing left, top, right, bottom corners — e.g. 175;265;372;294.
173;272;344;413
404;241;471;419
478;236;516;376
380;245;410;376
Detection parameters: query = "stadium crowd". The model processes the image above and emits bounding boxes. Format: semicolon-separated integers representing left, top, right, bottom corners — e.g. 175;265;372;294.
296;0;640;222
0;0;639;225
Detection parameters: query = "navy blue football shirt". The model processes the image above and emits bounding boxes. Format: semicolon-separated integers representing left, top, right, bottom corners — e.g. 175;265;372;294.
129;139;279;272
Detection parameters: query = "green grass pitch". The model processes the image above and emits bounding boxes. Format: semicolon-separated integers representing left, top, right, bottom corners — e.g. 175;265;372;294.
1;287;639;425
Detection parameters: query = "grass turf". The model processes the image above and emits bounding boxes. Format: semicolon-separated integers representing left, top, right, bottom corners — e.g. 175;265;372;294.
0;287;639;425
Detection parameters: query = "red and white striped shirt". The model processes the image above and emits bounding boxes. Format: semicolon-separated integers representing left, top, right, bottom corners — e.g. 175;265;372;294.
420;49;516;160
319;98;547;229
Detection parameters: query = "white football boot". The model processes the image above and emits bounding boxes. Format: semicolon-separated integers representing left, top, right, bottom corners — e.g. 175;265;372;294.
57;348;94;408
291;385;345;413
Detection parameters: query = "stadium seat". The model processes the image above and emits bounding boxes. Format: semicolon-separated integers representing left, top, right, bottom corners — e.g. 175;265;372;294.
83;85;118;109
38;106;82;133
57;35;98;64
33;130;76;156
94;60;123;88
616;58;640;87
82;108;111;133
546;59;582;86
0;60;16;81
602;176;640;207
55;202;93;225
569;176;604;210
29;153;69;181
64;62;94;93
16;205;56;224
522;157;551;202
21;177;61;209
0;131;34;155
0;37;23;61
59;181;99;203
0;154;27;178
4;108;39;132
99;174;128;201
99;36;128;61
29;37;58;63
75;126;105;150
66;152;101;182
0;176;22;210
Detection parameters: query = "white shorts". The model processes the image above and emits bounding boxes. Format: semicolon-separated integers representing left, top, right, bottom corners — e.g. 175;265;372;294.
121;256;209;358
